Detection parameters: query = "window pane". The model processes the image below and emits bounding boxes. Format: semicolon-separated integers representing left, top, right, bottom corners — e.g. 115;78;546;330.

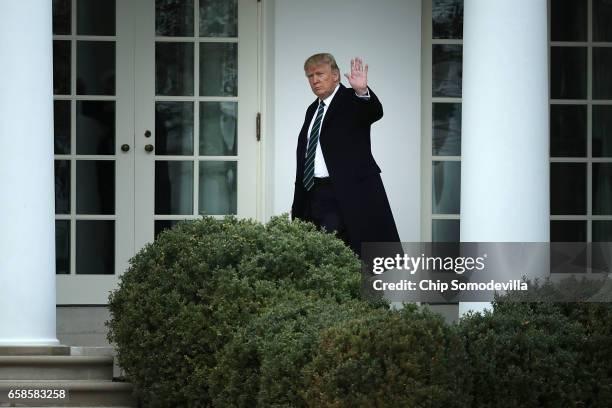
76;101;115;155
593;48;612;100
156;102;194;155
53;40;71;95
551;47;587;100
432;0;463;40
200;102;237;156
156;0;194;37
432;219;460;242
53;0;71;35
550;104;586;157
199;161;237;215
550;220;586;242
156;42;194;96
593;0;612;42
432;161;460;214
77;41;116;95
551;0;587;42
432;103;461;156
199;43;237;96
432;45;462;98
155;220;182;238
76;160;115;214
593;105;612;157
199;0;237;37
77;0;115;36
54;100;71;154
76;220;114;275
593;221;612;241
593;163;612;215
550;163;586;215
155;161;194;214
55;160;71;214
55;220;70;274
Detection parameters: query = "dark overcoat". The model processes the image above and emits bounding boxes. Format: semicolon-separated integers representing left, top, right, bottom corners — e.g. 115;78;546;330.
291;84;399;255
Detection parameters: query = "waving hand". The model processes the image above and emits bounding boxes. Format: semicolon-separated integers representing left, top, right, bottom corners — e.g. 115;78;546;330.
344;57;369;96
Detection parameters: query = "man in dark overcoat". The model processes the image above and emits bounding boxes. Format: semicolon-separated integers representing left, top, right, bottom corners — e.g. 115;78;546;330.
291;53;399;256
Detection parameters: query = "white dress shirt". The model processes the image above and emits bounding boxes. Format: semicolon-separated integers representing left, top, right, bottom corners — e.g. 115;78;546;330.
306;84;370;178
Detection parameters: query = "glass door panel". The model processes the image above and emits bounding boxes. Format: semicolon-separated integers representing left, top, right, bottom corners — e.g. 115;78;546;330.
135;0;258;245
54;0;135;304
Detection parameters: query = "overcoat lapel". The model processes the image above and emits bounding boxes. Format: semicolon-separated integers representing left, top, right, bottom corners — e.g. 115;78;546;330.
297;101;318;176
320;84;344;138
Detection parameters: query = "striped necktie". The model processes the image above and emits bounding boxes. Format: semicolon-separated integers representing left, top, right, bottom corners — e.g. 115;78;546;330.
303;101;326;191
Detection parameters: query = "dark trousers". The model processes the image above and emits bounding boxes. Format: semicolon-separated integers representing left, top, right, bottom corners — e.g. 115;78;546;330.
304;178;351;249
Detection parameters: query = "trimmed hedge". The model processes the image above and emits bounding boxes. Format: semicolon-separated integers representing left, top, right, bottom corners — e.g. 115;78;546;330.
302;304;471;408
564;303;612;406
500;278;612;407
459;302;585;408
209;293;383;407
108;215;612;407
107;216;366;407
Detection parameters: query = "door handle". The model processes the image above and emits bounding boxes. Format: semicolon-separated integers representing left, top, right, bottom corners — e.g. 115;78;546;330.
121;144;130;152
144;144;155;153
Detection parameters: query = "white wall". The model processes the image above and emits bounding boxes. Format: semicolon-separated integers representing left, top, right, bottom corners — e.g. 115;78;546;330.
269;0;422;241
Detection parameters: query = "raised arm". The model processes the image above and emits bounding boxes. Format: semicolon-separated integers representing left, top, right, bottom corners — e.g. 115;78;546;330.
345;57;383;124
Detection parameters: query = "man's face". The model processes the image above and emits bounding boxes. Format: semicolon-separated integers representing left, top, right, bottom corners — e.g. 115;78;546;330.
305;63;339;100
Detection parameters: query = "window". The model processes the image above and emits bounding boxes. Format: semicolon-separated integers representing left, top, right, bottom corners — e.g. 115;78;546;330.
422;0;612;243
53;0;118;275
423;0;463;242
550;0;612;242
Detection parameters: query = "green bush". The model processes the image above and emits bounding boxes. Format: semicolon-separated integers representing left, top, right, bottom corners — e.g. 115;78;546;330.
108;214;612;407
459;301;585;408
500;275;611;303
209;293;383;407
563;302;612;407
301;304;471;408
107;216;364;407
500;278;612;407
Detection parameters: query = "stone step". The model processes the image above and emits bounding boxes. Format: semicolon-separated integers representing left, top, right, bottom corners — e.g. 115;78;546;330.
69;348;124;379
69;348;114;358
0;347;71;356
0;356;113;381
0;380;135;407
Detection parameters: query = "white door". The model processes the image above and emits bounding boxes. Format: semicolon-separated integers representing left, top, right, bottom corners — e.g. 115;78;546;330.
133;0;258;249
54;0;259;304
54;0;136;304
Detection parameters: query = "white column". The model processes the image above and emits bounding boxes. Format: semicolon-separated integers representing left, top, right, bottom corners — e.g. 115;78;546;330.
459;0;549;316
0;1;59;345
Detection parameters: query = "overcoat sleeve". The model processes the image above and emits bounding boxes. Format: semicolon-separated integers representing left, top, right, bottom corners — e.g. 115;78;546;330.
350;86;383;126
